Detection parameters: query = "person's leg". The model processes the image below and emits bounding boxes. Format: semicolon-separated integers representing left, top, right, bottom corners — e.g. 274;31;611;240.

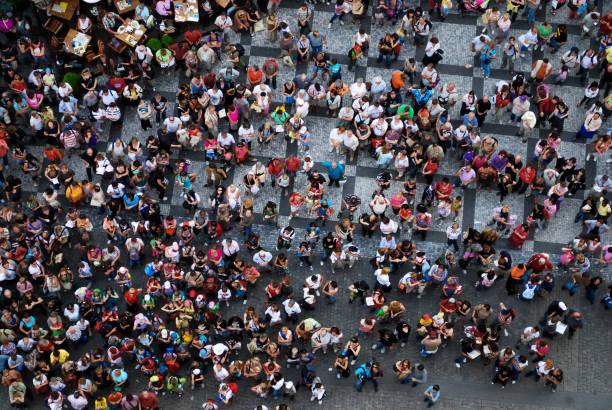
586;287;595;303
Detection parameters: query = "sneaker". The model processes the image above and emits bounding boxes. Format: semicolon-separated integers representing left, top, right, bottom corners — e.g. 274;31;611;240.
512;380;516;384
371;344;378;350
462;269;467;275
243;299;248;304
300;262;304;267
320;261;324;266
311;396;316;402
163;197;168;201
310;265;314;271
327;23;332;28
318;400;323;405
350;359;357;365
337;373;341;379
400;342;406;347
380;348;386;354
504;329;508;337
455;363;461;368
340;21;344;25
586;154;591;161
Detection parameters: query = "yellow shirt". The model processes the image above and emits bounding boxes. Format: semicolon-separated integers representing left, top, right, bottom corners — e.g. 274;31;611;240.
50;349;69;365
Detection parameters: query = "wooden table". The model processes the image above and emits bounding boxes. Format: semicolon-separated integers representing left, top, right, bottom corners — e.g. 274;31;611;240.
114;19;146;47
174;0;199;22
216;0;230;8
64;29;91;57
49;0;79;21
114;0;140;15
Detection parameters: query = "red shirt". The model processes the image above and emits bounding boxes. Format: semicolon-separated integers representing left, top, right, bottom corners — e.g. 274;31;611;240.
184;30;202;44
423;160;438;175
247;68;263;84
519;167;535;184
435;182;452;198
109;77;126;94
139;391;159;409
285;157;300;172
124;289;140;305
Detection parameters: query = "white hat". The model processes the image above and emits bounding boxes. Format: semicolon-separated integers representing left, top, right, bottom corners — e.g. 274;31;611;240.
212;343;226;355
144;294;151;302
118;267;127;273
558;301;567;311
164;281;171;289
193;368;201;375
285;381;294;389
299;126;307;133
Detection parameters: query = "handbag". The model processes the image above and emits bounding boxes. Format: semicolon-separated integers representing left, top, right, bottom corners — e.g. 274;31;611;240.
282;55;294;67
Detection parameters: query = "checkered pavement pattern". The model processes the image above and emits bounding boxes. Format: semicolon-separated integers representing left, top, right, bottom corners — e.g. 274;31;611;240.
5;0;612;409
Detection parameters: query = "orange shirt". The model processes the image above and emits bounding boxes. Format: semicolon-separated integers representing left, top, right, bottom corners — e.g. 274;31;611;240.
510;265;526;279
391;71;405;89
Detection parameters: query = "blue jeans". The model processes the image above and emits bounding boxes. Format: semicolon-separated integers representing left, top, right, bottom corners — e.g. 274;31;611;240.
524;6;536;23
563;282;580;295
480;55;491;77
311;45;322;56
0;354;8;372
327;295;336;304
377;53;391;68
330;13;343;23
586;287;596;303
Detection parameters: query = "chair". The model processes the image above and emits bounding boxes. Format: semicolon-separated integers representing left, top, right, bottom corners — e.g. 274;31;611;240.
43;18;64;34
85;40;105;63
108;39;127;54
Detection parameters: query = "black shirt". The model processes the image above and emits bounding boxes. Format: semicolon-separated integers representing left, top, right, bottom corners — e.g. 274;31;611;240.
152;96;167;111
80;149;97;167
476;99;491;115
379;39;392;55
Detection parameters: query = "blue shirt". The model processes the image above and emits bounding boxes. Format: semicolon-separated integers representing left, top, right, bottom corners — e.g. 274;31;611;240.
321;162;344;180
424;386;440;402
462;113;479;128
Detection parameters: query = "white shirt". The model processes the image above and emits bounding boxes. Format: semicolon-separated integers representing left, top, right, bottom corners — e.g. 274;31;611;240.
253;252;272;265
472;35;491;52
221;239;239;256
163;117;182;133
99;90;119;106
213;365;229;381
217;133;235;147
282;299;302;315
215;15;232;28
446;226;462;240
350;82;367;99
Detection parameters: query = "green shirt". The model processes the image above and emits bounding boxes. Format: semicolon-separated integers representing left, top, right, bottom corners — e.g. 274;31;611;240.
538;25;553;37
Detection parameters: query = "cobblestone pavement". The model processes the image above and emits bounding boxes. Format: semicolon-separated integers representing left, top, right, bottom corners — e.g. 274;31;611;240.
3;0;612;409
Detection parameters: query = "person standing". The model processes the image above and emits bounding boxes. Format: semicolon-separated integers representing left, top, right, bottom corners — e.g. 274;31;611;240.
423;385;440;407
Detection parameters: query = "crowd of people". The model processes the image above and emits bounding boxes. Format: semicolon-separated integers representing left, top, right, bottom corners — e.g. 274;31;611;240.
0;0;610;408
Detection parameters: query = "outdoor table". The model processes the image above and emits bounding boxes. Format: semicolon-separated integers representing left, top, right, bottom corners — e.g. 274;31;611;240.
49;0;79;21
174;0;199;22
114;0;140;15
115;18;146;47
64;29;92;57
